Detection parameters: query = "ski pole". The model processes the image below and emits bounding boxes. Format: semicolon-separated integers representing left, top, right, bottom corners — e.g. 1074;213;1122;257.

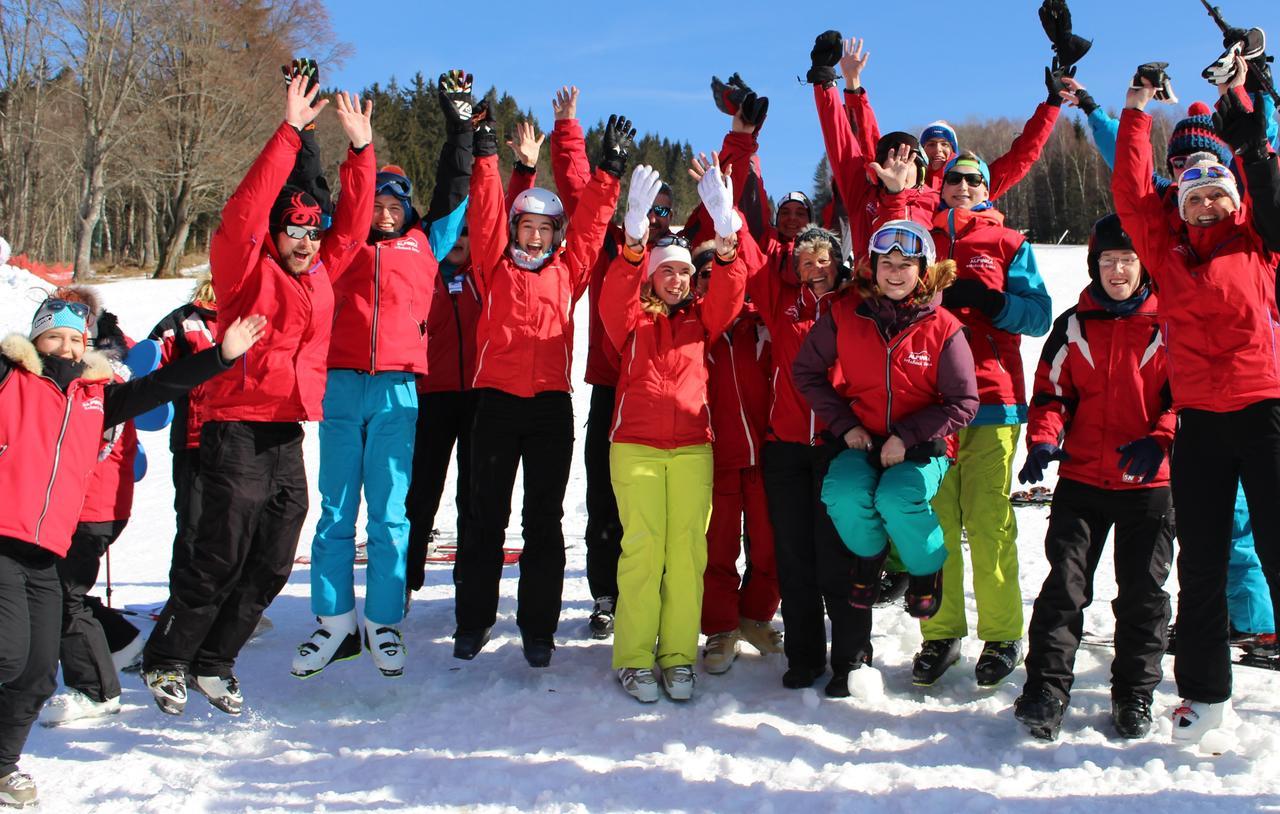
105;543;113;608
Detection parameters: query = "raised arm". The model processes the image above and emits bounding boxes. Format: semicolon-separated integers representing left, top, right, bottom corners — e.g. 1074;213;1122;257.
813;81;873;246
466;108;508;294
322;91;375;281
503;118;542;213
691;159;749;337
425;70;477;259
1111;84;1177;270
1217;82;1280;252
550;86;591;218
560;115;630;300
839;37;881;161
599;250;645;353
987;79;1063;201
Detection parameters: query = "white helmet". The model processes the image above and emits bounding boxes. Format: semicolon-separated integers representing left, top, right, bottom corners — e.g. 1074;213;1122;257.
509;188;566;248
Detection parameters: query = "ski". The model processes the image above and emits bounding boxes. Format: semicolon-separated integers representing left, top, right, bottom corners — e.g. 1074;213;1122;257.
1011;486;1053;507
1081;633;1280;672
424;543;521;565
296;541;368;566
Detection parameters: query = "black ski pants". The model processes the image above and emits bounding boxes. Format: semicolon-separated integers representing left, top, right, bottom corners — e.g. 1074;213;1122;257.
0;539;60;777
761;441;872;673
405;390;475;592
143;421;307;678
169;446;203;583
1173;400;1280;703
455;389;572;639
1024;479;1173;705
584;384;622;600
57;520;139;702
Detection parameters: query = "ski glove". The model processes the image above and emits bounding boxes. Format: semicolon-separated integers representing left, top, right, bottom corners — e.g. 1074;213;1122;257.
1116;436;1164;484
1214;86;1273;163
697;162;741;239
807;30;842;86
624;165;663;243
943;279;1006;321
711;73;770;129
1132;62;1178;103
281;58;320;103
598;114;636;179
1018;443;1068;485
438;70;476;135
1038;0;1092;68
473;103;498;159
1044;62;1077;106
1072;87;1100;116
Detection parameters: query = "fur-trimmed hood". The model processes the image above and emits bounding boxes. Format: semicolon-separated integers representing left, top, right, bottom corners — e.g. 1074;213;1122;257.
2;333;114;382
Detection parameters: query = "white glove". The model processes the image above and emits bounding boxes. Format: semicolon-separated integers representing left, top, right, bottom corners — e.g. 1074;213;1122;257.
624;164;662;242
698;164;741;238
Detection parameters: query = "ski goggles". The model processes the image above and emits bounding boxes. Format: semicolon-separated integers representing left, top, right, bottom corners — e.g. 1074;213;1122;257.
283;224;323;241
1178;164;1231;183
943;171;987;187
375;174;413;199
654;233;690;249
868;224;934;264
649;205;673;218
42;299;90;319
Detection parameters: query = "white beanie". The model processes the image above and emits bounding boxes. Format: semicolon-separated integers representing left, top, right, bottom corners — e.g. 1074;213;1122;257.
646;243;694;278
1177;154;1240;222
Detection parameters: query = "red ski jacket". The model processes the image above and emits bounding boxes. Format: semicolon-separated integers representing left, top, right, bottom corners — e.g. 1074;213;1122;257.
793;295;978;448
601;244;749;449
468;152;619;397
706;303;771;470
78;416;137;524
1113;109;1280;413
1027;286;1175;489
151;302;217;450
203;123;367;423
421;263;482;393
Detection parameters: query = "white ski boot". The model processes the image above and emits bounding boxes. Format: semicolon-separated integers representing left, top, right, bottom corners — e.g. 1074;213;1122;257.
364;619;405;678
191;674;243;715
1170;698;1228;743
143;668;187;715
292;611;361;678
0;770;36;808
618;668;660;703
661;665;696;701
40;690;121;727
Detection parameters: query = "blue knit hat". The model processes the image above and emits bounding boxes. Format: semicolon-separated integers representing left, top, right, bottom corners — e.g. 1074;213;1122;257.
30;298;88;339
919;121;959;154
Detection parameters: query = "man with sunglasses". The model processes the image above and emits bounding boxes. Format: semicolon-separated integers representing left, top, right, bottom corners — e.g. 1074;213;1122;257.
292;71;474;682
142;78;374;716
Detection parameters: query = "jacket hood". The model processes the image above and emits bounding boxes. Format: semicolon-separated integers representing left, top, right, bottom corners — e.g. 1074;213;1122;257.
933;206;1005;238
1;333;113;382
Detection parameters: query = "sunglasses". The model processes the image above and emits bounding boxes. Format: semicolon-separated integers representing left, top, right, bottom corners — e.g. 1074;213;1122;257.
654;233;690;249
650;205;672;218
869;226;929;258
943;171;986;187
283;224;322;240
44;299;90;318
1179;164;1230;183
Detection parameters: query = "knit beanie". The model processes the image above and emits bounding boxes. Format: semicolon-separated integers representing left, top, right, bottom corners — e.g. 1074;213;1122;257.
1167;102;1233;169
1176;155;1241;222
1086;214;1136;282
30;298;87;340
646;243;695;278
269;186;323;232
919;121;959;154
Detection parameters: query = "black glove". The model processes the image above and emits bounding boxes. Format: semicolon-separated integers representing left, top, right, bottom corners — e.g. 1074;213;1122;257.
1073;86;1100;116
1214;86;1273;163
943;279;1006;320
281;58;321;109
1018;442;1069;484
1038;0;1092;68
597;114;636;179
711;73;770;129
93;311;128;361
1044;62;1077;106
1116;436;1164;484
472;101;498;159
807;30;841;86
905;437;949;463
1133;62;1177;102
438;70;475;135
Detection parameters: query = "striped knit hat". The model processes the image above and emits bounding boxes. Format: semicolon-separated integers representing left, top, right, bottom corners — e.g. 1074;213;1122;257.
1167;102;1233;170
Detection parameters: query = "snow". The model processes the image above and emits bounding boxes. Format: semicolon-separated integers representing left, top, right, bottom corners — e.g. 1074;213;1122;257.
7;247;1280;813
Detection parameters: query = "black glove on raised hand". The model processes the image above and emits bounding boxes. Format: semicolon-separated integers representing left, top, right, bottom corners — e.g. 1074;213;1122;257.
1044;62;1077;106
1214;86;1273;163
943;279;1006;320
1116;436;1164;484
438;70;476;135
1073;86;1100;116
1038;0;1091;68
711;73;770;129
472;102;498;158
807;30;842;86
1133;62;1178;102
598;114;636;179
1019;442;1069;484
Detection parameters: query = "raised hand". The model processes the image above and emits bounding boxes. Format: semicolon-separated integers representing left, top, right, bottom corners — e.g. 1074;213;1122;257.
506;120;545;168
333;92;372;150
691;151;740;238
219;315;268;362
840;38;869;90
869;144;916;193
1044;59;1077;106
281;58;320;99
437;69;475;134
1125;73;1160;111
284;74;327;130
552;85;579;120
624;165;662;243
807;30;842;85
598;114;636;179
472;102;498;158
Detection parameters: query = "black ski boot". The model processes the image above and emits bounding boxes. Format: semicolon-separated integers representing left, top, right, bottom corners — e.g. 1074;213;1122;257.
1014;684;1065;741
521;633;555;668
1111;694;1153;739
452;626;492;660
905;570;944;619
782;664;825;689
825;649;872;698
848;549;889;609
875;571;910;607
588;596;615;640
911;638;961;686
975;640;1024;687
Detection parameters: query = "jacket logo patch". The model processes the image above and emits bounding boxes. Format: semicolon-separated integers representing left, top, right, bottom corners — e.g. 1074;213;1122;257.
81;396;104;413
393;237;420;252
966;255;998;273
904;350;932;368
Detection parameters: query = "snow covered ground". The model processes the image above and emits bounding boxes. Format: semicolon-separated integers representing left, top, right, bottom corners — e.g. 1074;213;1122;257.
4;247;1280;813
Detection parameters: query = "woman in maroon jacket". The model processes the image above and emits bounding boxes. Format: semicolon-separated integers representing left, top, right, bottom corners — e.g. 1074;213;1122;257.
1013;215;1176;742
0;298;261;808
1112;66;1280;742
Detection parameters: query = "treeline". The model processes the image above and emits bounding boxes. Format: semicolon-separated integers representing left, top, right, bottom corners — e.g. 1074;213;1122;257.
812;107;1179;245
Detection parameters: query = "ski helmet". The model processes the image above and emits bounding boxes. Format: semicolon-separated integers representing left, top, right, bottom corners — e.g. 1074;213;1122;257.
509;188;566;248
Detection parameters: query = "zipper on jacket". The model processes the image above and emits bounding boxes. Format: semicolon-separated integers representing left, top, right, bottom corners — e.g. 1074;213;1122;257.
371;244;382;371
450;292;465;389
34;389;76;544
0;444;7;459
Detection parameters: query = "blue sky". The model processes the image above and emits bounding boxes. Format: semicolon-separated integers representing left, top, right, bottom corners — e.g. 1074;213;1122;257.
325;0;1278;197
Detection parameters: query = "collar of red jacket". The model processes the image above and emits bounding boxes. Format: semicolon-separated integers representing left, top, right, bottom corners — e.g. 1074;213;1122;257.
1182;206;1248;261
1078;283;1158;317
933;205;1005;238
